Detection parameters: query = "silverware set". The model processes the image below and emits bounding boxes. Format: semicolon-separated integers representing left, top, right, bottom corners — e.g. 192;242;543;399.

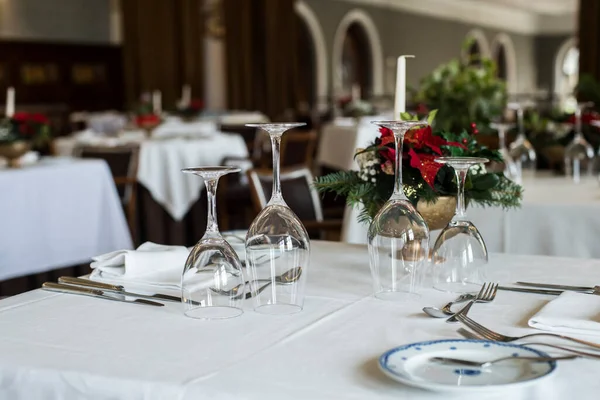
421;280;600;366
42;267;303;306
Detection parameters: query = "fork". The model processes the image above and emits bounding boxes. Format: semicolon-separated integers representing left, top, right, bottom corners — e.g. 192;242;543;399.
455;313;600;350
446;282;498;323
457;328;600;359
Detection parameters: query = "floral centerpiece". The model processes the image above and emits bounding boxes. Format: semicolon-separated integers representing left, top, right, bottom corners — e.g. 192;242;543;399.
0;112;51;167
175;99;204;121
133;99;162;130
314;111;523;228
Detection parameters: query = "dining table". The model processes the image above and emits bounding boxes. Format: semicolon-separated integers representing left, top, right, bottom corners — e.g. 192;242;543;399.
0;240;598;399
0;157;132;283
342;173;600;259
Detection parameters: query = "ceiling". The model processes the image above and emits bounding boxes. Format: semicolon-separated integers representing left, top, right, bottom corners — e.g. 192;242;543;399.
473;0;577;15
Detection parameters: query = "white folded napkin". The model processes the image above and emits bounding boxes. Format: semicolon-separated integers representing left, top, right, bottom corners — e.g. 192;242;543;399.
90;242;189;287
528;291;600;336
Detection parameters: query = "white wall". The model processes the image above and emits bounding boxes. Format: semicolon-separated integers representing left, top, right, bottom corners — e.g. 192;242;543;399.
0;0;113;43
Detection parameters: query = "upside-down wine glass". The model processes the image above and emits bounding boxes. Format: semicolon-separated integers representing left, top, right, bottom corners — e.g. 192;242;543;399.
490;121;518;180
244;123;310;315
367;121;430;301
181;166;245;319
431;157;489;293
564;103;595;183
508;105;536;184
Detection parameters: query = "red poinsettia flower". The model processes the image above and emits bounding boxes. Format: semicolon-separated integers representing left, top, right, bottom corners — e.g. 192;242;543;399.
408;148;442;188
30;113;49;124
12;112;29;123
136;114;161;127
190;99;204;110
568;111;600;126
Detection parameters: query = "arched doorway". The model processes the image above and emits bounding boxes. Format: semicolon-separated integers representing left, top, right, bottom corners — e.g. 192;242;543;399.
332;9;383;98
554;38;578;112
340;23;372;99
296;15;316;108
491;33;518;95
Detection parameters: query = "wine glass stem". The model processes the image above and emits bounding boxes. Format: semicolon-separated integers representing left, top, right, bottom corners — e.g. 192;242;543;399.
498;129;506;150
391;128;407;200
517;108;524;136
204;177;220;234
576;107;582;134
269;133;283;202
453;167;469;221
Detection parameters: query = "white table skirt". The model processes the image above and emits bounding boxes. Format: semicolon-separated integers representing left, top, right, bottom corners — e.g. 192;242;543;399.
0;158;133;281
343;175;600;259
137;134;248;220
0;241;599;399
317;117;388;171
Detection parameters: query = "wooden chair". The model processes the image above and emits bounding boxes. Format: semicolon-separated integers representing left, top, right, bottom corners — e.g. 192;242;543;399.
246;167;342;240
281;130;318;168
77;145;139;242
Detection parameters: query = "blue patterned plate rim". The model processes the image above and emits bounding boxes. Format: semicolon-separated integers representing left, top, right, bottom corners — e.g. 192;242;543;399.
379;339;556;391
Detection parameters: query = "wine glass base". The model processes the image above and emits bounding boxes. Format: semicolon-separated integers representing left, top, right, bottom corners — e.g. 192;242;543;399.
184;306;243;320
374;290;420;302
433;282;482;294
254;303;302;315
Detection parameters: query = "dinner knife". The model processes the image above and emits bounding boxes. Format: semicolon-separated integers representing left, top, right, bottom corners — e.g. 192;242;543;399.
58;276;182;303
516;281;600;294
498;286;564;295
42;282;164;307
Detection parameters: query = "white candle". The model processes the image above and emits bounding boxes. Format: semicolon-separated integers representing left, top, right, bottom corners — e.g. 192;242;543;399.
6;87;15;118
152;90;162;114
394;55;414;120
351;83;360;101
182;84;191;106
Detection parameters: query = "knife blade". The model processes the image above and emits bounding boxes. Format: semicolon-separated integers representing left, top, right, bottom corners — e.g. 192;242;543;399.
498;286;565;295
516;281;600;294
42;282;164;307
58;276;182;303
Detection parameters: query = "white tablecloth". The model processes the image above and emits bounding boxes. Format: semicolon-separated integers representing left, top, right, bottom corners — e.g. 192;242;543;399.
342;175;600;258
317;117;388;171
137;133;248;220
0;158;133;281
54;130;249;220
0;241;598;399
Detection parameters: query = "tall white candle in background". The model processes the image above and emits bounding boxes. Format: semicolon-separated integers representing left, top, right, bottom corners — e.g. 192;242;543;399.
351;83;360;101
5;87;15;118
394;55;414;120
152;90;162;114
182;84;191;106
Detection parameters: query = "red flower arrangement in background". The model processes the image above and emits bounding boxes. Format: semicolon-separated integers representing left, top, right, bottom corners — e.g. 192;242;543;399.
567;111;600;126
0;111;51;143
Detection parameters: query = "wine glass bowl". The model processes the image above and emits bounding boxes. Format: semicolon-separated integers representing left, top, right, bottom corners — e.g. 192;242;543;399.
489;122;518;180
564;104;595;182
181;166;245;320
368;121;430;301
244;123;310;315
431;157;489;293
508;106;537;183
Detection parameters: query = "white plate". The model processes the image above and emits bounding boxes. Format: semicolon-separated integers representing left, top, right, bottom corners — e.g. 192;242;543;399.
379;339;556;392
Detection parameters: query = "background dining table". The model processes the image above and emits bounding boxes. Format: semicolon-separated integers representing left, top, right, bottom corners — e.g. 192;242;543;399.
0;241;598;399
342;173;600;259
0;157;132;284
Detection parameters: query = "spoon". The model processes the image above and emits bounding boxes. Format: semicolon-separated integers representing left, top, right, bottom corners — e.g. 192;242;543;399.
422;293;475;318
210;267;303;298
237;267;303;300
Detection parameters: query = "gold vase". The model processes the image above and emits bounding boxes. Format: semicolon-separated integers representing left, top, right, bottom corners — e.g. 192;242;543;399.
417;196;456;231
0;141;31;168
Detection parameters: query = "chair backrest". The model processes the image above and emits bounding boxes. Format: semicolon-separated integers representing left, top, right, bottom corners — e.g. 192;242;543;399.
246;167;323;222
220;124;257;154
77;145;139;204
281;130;317;168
